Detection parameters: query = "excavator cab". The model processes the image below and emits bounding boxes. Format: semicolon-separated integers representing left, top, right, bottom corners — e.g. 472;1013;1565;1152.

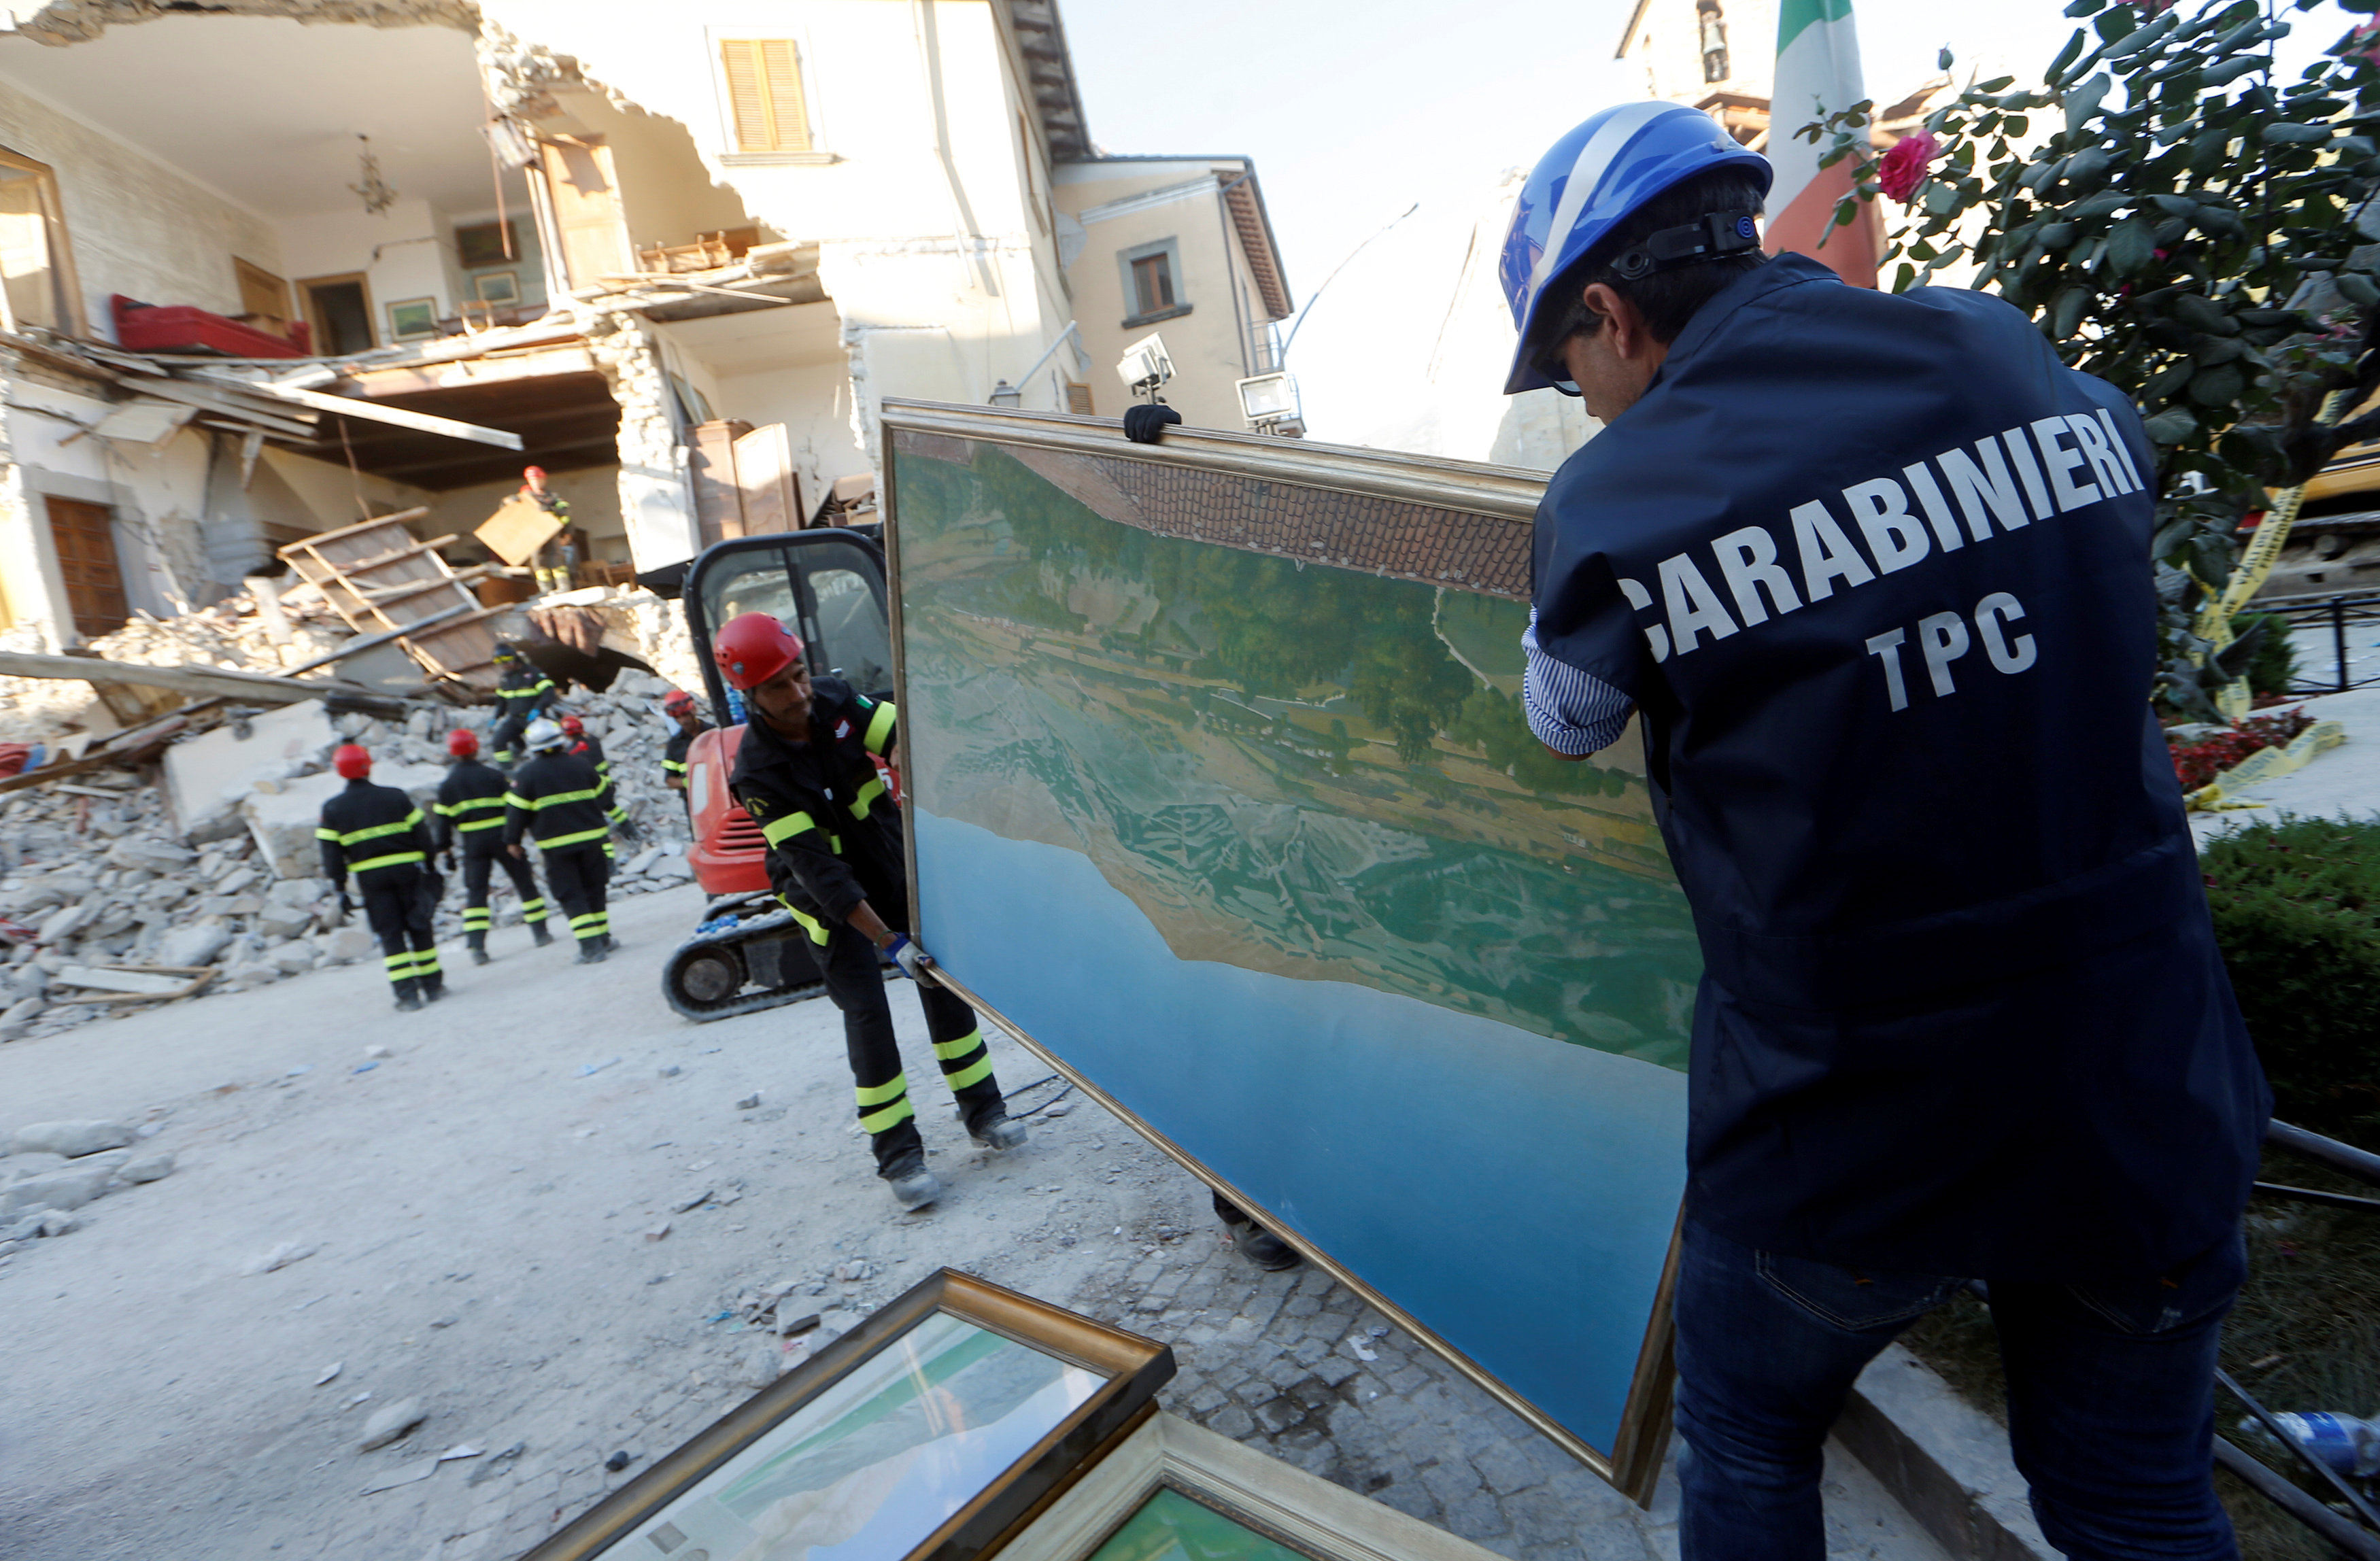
664;529;893;1020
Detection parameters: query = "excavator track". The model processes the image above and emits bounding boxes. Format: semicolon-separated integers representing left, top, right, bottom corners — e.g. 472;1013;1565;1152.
660;895;826;1023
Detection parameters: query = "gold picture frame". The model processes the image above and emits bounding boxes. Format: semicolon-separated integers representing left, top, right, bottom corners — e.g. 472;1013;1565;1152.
520;1269;1176;1561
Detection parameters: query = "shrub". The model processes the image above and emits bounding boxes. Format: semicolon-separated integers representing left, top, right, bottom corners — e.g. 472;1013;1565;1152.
2201;816;2380;1144
2239;612;2300;700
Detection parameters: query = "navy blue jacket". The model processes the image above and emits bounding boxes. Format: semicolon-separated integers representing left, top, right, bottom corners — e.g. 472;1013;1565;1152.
1532;254;2267;1282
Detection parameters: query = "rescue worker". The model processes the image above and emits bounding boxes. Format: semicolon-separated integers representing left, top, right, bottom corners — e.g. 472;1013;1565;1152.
433;727;553;963
558;713;639;840
714;611;1027;1212
318;742;445;1010
488;642;557;766
660;688;707;819
522;465;572;594
1502;103;2266;1558
503;717;615;961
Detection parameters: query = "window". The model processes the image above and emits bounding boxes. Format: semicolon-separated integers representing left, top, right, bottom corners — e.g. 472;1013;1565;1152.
721;39;812;154
1132;253;1174;315
0;147;80;335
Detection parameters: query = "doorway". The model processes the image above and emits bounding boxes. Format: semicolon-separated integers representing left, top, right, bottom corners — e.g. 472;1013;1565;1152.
45;496;126;639
299;272;375;356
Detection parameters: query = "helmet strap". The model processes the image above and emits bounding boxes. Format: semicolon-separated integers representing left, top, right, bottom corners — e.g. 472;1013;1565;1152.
1607;211;1761;282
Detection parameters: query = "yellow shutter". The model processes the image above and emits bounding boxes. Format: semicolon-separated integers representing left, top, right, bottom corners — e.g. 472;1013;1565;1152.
721;39;811;154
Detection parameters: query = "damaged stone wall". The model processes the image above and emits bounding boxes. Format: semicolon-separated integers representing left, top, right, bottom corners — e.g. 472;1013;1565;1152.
583;313;697;573
9;0;478;48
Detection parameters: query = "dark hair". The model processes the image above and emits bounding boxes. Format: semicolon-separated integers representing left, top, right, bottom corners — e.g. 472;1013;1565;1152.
1526;166;1770;365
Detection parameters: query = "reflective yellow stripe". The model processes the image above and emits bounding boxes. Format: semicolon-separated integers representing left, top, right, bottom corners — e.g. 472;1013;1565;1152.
539;827;609;849
933;1029;985;1061
850;776;887;820
383;952;411;971
463;909;491;927
415;952;443;976
519;786;604;810
456;817;503;832
316;827;341;841
662;759;688;774
863;701;897;754
761;810;818;847
503;792;530;809
859;1098;915;1135
780;899;830;944
943;1054;995;1091
352;851;426;873
339;811;424;845
855;1073;908;1106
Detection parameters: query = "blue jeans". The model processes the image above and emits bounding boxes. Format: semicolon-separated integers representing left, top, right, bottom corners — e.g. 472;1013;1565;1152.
1673;1218;2245;1560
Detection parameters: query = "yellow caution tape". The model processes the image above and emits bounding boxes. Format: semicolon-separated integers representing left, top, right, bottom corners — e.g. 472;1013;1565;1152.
2190;391;2348;721
2184;719;2348;811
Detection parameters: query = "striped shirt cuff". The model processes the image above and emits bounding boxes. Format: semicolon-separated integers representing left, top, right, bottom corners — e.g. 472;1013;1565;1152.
1523;607;1635;756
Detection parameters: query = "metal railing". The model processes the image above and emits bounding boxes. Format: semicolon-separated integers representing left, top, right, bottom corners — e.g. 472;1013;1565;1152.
2255;589;2380;696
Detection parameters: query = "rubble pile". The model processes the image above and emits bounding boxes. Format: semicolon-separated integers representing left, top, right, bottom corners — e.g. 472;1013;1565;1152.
0;589;353;745
0;671;701;1045
0;1114;177;1260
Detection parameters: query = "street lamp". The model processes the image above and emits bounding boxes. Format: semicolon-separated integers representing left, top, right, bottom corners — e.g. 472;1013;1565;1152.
988;379;1021;408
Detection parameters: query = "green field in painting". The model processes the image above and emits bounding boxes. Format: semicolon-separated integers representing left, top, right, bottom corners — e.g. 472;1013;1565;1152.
896;443;1699;1069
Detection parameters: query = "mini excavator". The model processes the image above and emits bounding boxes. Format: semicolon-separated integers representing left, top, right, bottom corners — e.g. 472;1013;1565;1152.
659;528;896;1021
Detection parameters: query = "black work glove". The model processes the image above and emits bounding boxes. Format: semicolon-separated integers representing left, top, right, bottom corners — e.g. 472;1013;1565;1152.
1122;403;1181;444
337;891;353;922
617;816;643;844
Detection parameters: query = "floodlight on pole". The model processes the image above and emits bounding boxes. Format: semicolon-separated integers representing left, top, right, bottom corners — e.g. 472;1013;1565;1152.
1115;332;1174;402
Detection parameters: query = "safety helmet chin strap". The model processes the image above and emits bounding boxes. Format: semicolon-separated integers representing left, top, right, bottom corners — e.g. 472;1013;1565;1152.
1606;211;1762;282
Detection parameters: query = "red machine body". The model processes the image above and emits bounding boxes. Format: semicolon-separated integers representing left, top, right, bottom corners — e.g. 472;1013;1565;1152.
685;724;770;896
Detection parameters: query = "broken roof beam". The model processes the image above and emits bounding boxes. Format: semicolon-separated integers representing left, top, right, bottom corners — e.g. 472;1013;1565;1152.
0;651;396;711
218;381;524;451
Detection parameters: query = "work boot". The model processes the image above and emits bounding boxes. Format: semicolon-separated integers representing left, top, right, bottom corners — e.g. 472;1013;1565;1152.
471;947;492;966
1228;1222;1300;1271
421;974;447;1002
576;940;608;965
467;933;491;967
530;921;554;948
393;985;424;1013
968;1110;1028;1152
885;1152;940;1212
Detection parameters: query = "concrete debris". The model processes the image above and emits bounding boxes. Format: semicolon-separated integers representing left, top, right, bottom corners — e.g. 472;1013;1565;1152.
359;1458;439;1495
37;1209;82;1237
12;1120;133;1157
358;1397;427;1451
245;1240;318;1275
1;604;705;1045
119;1152;175;1184
3;1165;114;1214
317;1362;343;1386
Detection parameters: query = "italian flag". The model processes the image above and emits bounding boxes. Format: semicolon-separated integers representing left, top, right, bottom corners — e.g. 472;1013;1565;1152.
1765;0;1880;286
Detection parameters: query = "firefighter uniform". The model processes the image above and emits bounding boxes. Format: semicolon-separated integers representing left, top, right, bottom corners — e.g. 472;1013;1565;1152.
566;731;632;832
728;677;1009;1176
503;748;614;955
434;754;549;952
489;659;558;764
662;720;707;819
319;777;444;1004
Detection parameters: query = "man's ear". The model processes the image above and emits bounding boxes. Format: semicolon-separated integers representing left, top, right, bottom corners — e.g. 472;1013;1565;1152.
1580;282;1656;362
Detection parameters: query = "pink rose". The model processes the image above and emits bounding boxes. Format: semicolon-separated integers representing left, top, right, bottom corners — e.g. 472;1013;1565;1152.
1875;131;1941;203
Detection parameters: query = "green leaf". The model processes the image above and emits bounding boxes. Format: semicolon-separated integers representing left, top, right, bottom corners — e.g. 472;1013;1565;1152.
2262;122;2334;144
2188;362;2246;406
2052;286;2092;338
2151;515;2196;559
1939;46;1955;72
2339;271;2380;307
2063;0;2103;13
2093;7;2136;43
2066;73;2113;139
1894;260;1920;294
2041;220;2079;251
2107;217;2158;276
2145;408;2199;443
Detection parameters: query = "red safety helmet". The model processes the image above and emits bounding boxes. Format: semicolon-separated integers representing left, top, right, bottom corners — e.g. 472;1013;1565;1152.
662;688;696;716
523;464;549;485
447;728;479;758
333;744;372;779
713;613;805;691
560;714;584;738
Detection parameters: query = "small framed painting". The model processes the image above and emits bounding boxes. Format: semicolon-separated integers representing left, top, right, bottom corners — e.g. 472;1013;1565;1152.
387;297;439;341
520;1269;1175;1561
475;271;521;306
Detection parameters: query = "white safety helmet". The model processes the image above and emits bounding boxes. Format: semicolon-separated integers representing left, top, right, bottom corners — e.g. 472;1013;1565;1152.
524;717;568;753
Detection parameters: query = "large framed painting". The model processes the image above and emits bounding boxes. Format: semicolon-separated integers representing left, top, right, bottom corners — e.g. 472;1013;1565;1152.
521;1269;1174;1560
881;402;1697;1500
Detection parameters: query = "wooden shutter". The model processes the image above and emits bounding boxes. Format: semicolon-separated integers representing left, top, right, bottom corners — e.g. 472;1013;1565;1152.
46;496;127;639
721;39;811;154
690;419;755;549
1064;380;1094;417
537;136;634;288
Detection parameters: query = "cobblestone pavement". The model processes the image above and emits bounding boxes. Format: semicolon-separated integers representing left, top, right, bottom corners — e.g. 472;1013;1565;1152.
1057;1224;1954;1561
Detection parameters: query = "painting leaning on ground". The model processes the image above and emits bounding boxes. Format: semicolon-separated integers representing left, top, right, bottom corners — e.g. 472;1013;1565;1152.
889;422;1702;1466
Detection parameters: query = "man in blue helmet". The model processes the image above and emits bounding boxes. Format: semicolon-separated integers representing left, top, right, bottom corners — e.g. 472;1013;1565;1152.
1503;103;2266;1559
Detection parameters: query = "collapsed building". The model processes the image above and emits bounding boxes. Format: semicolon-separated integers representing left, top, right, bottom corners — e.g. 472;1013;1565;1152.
0;0;1295;651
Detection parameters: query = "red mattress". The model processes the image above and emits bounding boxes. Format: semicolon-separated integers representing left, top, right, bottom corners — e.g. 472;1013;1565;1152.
111;295;309;358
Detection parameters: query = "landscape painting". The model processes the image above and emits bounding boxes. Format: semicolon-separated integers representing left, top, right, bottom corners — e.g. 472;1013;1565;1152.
884;407;1699;1487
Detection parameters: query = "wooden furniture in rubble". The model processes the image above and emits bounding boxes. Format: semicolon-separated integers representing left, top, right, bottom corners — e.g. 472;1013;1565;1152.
277;510;510;692
636;226;762;275
688;419;802;549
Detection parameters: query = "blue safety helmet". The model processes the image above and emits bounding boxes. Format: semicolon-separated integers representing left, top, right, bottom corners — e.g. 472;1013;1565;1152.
1499;101;1773;394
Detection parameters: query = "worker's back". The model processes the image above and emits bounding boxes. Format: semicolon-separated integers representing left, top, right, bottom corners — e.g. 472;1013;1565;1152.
1531;254;2266;1281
